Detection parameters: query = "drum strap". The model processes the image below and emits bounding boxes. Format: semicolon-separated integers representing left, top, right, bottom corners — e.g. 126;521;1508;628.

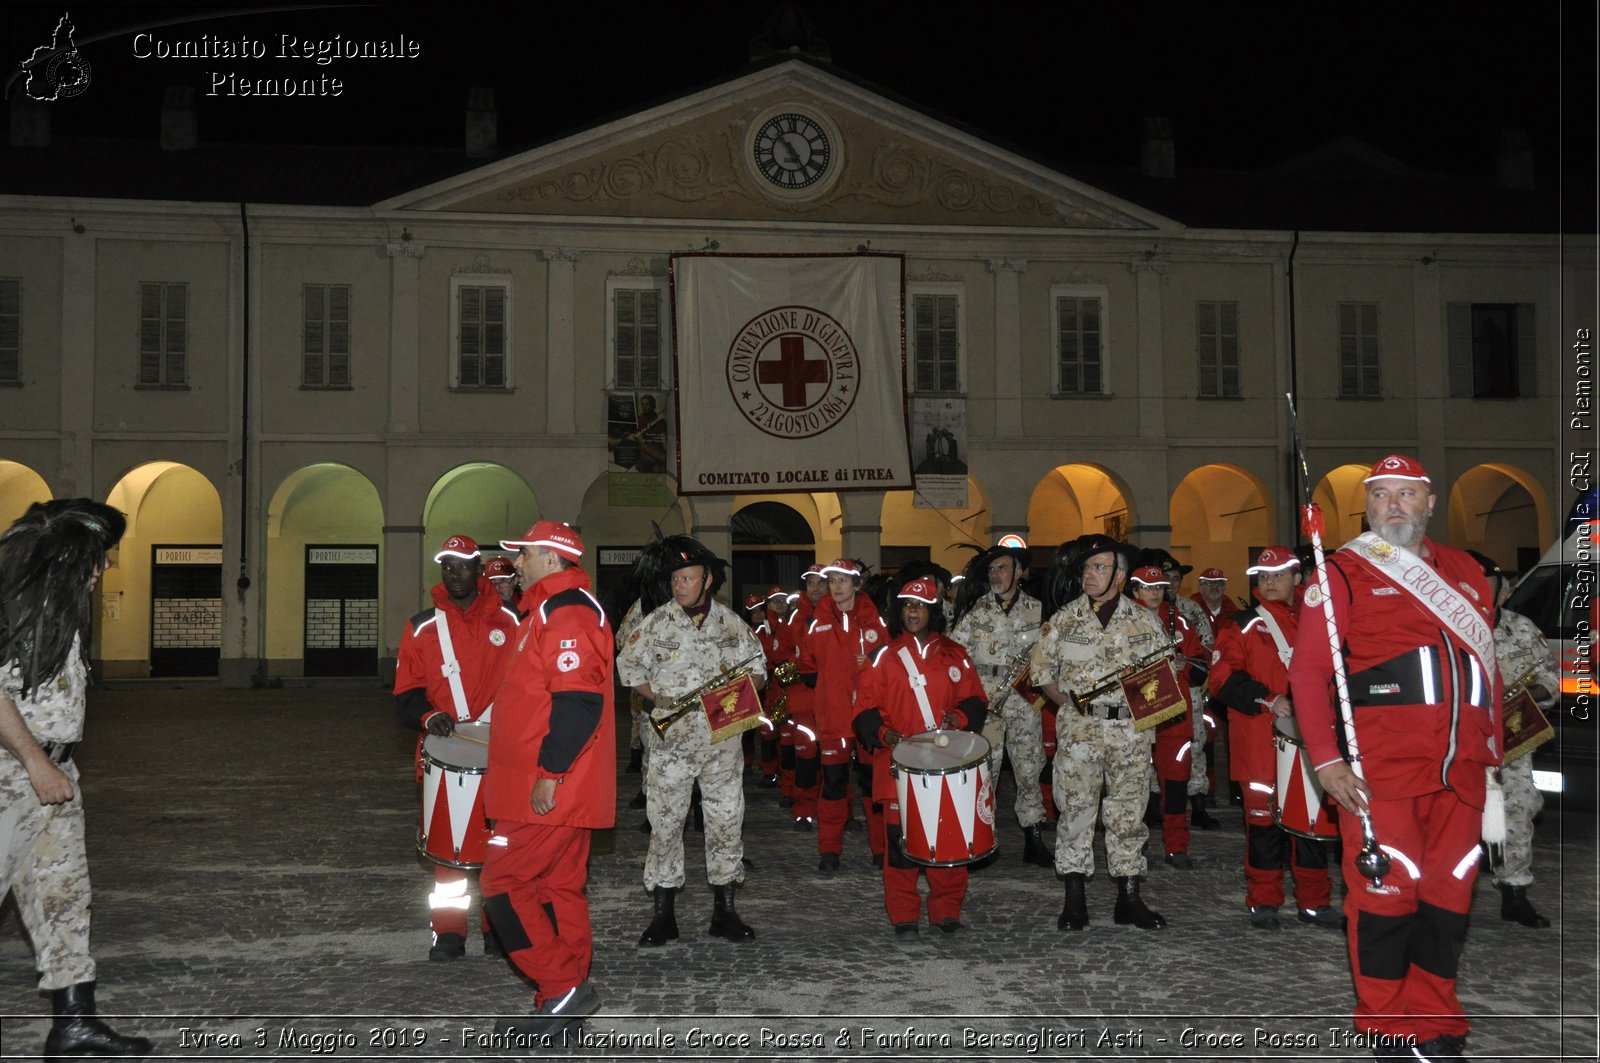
433;608;473;722
895;646;940;731
1253;607;1294;668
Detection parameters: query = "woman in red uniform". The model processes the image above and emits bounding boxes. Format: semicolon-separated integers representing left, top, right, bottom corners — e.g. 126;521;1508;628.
853;577;987;934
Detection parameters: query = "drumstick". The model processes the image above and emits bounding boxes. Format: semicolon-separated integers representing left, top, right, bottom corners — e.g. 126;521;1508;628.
900;732;951;748
442;730;489;747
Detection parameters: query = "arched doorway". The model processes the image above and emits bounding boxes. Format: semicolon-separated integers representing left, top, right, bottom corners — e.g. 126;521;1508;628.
104;462;224;678
879;479;991;578
419;463;540;604
1027;464;1134;554
577;473;693;614
0;461;51;530
1170;464;1272;592
266;463;384;677
1448;463;1549;573
1311;464;1371;548
732;498;818;603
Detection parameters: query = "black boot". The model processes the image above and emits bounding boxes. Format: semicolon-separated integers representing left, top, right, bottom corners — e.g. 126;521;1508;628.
1189;794;1219;830
1057;873;1088;931
1143;792;1161;827
625;746;643;774
1499;883;1551;928
708;883;755;941
1113;875;1166;929
43;982;152;1057
638;886;679;947
1021;825;1053;868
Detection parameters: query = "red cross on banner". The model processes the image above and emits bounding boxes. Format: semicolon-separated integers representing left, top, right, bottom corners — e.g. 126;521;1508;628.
758;335;829;408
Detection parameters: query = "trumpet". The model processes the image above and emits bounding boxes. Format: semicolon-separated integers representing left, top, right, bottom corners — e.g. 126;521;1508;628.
765;659;799;725
1067;647;1177;714
649;652;763;738
1502;663;1547;704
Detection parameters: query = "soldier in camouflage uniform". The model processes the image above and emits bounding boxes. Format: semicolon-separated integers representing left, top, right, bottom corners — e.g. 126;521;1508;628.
1031;536;1168;932
616;536;766;947
1472;552;1557;929
0;500;151;1058
950;538;1050;867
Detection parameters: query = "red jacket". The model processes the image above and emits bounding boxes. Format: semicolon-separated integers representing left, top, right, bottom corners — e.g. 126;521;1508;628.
393;578;520;730
1209;597;1297;794
485;567;616;828
852;632;988;793
1289;537;1500;806
799;592;888;738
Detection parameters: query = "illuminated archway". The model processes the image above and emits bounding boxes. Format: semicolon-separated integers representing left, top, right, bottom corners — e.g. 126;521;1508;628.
578;473;694;610
1448;463;1549;572
880;479;991;577
1169;463;1272;592
1311;464;1371;547
102;462;224;677
266;464;384;677
0;461;51;530
1027;464;1134;553
419;463;540;602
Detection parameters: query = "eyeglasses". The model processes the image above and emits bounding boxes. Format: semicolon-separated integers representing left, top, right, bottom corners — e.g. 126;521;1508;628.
1083;562;1115;573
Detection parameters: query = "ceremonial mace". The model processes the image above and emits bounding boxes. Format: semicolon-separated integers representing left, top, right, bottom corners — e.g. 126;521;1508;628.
1286;394;1392;889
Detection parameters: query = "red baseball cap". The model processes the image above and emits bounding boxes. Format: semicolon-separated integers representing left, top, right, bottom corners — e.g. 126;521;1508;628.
1247;546;1301;574
434;535;481;563
897;577;940;604
484;557;516;580
500;520;584;561
802;564;826;581
765;585;787;600
744;592;765;611
820;558;862;578
1198;567;1226;581
1129;565;1169;586
1363;454;1431;485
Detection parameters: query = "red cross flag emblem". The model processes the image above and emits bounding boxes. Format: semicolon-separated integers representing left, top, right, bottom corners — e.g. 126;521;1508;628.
726;304;859;439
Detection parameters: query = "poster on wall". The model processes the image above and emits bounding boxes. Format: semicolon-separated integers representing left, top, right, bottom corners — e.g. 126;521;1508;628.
670;253;910;495
606;390;677;508
911;396;968;509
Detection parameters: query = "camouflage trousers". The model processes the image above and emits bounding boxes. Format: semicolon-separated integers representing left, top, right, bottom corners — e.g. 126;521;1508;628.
1491;755;1543;887
1052;708;1154;878
1186;686;1209;797
0;761;96;989
642;716;746;891
980;696;1047;828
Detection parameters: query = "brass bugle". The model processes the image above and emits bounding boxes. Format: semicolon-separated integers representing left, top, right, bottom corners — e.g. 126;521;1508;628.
649;652;763;739
1067;647;1177;713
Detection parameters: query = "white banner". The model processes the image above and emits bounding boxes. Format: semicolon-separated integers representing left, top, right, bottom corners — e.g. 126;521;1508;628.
670;254;910;495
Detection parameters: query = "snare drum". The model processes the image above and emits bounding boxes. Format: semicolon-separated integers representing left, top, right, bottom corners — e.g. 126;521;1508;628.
1271;716;1338;840
417;720;493;868
890;730;998;867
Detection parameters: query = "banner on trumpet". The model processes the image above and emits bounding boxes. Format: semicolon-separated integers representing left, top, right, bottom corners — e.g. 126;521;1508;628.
1502;687;1554;763
704;672;766;743
1121;658;1188;732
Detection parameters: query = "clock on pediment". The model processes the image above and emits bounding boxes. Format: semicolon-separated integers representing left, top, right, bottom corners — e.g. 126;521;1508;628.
745;105;842;199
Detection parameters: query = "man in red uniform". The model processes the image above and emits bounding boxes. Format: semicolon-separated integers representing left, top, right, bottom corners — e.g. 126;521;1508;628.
853;577;988;933
1126;566;1205;869
798;558;889;872
1289;456;1499;1063
748;587;791;789
1207;546;1337;930
482;521;615;1041
785;564;827;828
393;534;521;960
485;556;520;609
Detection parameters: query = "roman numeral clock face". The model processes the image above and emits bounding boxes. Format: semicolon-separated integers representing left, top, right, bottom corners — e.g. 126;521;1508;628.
752;112;833;190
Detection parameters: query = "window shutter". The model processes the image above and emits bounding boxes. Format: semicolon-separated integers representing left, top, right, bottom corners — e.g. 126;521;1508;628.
1445;303;1473;398
1516;302;1536;398
0;279;20;382
165;285;187;384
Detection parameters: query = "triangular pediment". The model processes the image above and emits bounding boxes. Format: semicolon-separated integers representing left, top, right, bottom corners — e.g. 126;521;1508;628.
385;62;1170;231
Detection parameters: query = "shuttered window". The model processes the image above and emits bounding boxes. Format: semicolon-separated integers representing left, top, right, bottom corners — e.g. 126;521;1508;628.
1196;300;1240;398
138;282;187;386
1337;302;1381;397
456;283;508;389
302;284;350;388
1056;295;1104;394
613;286;665;390
911;292;962;393
1447;302;1535;398
0;279;18;384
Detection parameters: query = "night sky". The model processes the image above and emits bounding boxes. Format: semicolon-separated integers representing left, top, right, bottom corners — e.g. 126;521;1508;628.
2;2;1594;199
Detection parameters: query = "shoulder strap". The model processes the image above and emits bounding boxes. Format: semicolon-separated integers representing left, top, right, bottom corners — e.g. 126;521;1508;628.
432;608;472;721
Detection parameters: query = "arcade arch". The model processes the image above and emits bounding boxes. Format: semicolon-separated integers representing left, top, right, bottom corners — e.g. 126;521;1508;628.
732;497;819;602
1311;464;1371;548
419;463;540;602
578;472;694;609
1027;464;1134;554
265;463;385;677
1448;463;1548;573
101;462;224;677
880;479;991;577
1169;464;1272;591
0;461;51;530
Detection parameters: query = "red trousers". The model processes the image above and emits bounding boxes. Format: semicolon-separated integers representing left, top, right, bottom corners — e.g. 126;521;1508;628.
879;802;966;925
480;822;592;1006
1340;787;1481;1042
1153;716;1191;856
429;864;492;937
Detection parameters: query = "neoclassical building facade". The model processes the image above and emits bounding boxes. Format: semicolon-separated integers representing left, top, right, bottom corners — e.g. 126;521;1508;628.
1;60;1590;682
